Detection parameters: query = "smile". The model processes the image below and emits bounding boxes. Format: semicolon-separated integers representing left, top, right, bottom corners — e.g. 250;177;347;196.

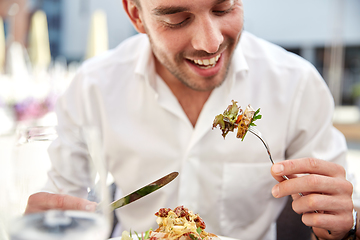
191;54;221;69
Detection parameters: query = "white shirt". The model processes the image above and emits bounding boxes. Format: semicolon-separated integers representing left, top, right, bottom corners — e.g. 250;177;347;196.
44;32;347;240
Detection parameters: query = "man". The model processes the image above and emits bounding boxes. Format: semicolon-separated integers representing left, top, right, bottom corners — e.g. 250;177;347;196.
25;0;359;239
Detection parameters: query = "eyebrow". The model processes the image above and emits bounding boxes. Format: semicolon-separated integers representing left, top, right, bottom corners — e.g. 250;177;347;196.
152;0;231;16
152;6;189;16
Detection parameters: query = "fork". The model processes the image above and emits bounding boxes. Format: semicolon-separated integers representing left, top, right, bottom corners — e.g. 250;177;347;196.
248;127;293;180
248;126;303;195
248;126;334;234
247;126;329;214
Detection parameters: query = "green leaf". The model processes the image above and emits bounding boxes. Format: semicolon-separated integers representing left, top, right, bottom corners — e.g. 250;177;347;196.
189;234;198;240
144;228;153;239
196;227;202;235
134;231;141;240
250;109;261;124
241;132;247;141
242;108;261;141
254;115;262;120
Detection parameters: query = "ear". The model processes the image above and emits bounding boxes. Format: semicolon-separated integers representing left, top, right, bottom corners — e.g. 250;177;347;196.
122;0;146;33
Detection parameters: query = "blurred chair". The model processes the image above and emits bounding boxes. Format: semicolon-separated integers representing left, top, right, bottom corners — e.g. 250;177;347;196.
0;16;5;73
28;10;51;72
85;10;108;59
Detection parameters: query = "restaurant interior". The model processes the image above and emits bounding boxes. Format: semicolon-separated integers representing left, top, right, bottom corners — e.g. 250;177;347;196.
0;0;359;240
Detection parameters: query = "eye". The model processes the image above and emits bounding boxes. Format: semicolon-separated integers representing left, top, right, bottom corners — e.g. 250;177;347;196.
163;17;191;29
213;8;233;16
213;1;234;16
160;13;192;29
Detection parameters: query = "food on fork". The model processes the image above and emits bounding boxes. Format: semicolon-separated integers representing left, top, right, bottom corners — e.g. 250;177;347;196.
212;100;261;140
148;206;220;240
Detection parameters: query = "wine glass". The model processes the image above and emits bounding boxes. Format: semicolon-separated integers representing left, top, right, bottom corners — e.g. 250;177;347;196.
0;125;112;240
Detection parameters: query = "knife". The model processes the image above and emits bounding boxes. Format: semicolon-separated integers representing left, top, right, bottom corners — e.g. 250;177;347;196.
109;171;179;211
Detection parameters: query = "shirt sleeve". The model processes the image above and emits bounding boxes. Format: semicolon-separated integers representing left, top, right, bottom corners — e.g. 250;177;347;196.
285;64;347;164
283;64;360;207
42;68;93;198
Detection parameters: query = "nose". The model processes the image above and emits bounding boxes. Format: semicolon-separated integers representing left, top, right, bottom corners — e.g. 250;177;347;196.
191;16;224;54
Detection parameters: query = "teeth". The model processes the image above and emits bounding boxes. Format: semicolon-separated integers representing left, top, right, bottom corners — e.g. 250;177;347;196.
193;54;221;67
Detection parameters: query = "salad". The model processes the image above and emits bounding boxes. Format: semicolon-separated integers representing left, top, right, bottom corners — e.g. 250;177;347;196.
122;206;219;240
212;100;261;140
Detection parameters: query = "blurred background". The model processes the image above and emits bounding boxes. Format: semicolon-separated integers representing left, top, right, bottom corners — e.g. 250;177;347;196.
0;0;359;228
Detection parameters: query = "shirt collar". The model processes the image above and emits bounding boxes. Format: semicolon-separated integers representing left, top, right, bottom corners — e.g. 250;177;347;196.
233;34;249;74
221;34;249;93
134;34;157;91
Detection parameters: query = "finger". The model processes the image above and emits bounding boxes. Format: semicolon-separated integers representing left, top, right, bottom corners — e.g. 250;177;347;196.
272;174;353;198
46;193;97;211
25;192;54;214
271;158;346;179
303;212;354;239
271;171;298;183
25;192;97;214
292;194;353;214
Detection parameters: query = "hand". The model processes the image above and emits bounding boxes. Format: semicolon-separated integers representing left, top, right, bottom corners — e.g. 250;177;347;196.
25;192;97;215
271;158;354;240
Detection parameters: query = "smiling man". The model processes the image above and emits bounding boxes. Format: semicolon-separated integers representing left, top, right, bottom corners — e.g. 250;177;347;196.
25;0;359;240
124;0;244;126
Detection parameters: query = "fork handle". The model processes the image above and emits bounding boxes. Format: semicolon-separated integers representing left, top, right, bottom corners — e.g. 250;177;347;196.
283;175;330;233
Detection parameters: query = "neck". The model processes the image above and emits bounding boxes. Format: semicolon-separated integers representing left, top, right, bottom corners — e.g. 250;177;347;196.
172;84;211;127
156;63;211;127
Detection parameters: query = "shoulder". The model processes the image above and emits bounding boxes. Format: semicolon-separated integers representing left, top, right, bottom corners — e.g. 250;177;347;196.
239;31;315;72
80;33;148;75
69;34;149;89
237;31;324;95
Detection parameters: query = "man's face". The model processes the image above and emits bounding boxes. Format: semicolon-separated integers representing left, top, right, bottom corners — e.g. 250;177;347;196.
136;0;244;92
